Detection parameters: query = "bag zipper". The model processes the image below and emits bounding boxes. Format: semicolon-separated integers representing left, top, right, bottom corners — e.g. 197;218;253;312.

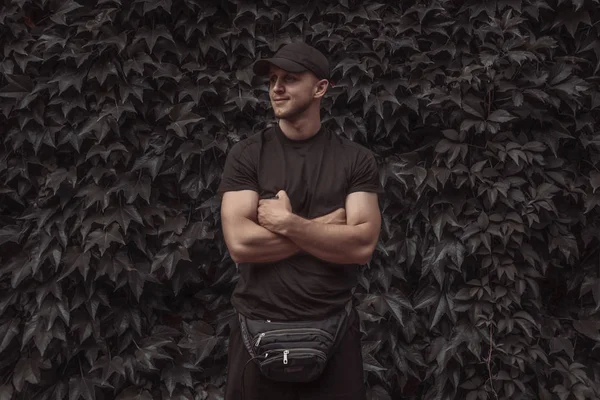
261;348;327;366
255;332;266;347
253;328;334;347
283;350;289;364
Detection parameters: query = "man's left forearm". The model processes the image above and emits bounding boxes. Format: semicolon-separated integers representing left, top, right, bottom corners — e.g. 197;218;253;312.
279;213;378;265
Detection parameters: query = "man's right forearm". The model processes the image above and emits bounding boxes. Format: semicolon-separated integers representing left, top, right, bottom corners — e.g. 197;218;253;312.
228;217;300;264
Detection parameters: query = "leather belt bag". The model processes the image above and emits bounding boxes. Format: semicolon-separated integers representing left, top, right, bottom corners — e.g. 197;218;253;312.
237;303;351;383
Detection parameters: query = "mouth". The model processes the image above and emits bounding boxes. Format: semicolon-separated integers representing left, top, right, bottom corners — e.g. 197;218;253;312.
272;99;288;103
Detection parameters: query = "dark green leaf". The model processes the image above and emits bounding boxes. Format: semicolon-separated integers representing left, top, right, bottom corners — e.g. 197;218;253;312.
49;0;83;24
131;152;165;181
512;91;523;107
13;354;50;391
151;246;190;278
507;50;537;64
363;91;400;118
127;269;146;301
0;319;20;353
487;110;516;123
382;288;412;325
115;387;153;400
590;172;600;192
133;26;175;52
556;9;591;37
68;376;108;400
366;385;392;400
441;129;459;141
167;113;204;138
34;327;53;356
84;224;125;255
97;252;124;282
0;385;13;400
111;174;152;204
76;184;111;210
461;99;484;118
161;366;193;396
0;75;33;100
86;143;128;162
430;293;448;329
0;225;23;245
135;339;173;370
178;221;215;247
90;355;126;383
434;139;453;154
0;292;19;317
105;205;144;232
136;0;172;14
573;321;600;341
59;247;91;280
158;215;187;236
45;167;77;193
414;287;439;310
549;337;574;360
11;257;33;288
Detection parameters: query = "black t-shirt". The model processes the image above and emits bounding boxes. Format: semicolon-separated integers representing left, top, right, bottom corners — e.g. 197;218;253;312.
218;124;383;321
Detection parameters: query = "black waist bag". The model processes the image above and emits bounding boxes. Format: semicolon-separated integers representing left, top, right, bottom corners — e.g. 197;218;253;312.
238;305;351;383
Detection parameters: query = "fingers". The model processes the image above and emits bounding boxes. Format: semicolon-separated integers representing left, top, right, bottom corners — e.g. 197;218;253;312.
259;190;287;204
258;198;275;206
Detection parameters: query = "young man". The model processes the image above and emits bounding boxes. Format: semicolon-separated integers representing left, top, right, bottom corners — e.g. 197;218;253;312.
218;42;382;400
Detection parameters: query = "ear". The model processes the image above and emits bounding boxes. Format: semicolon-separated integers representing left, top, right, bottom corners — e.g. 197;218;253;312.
313;79;329;99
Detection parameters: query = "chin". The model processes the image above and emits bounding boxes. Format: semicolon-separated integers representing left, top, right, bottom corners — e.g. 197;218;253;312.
273;103;309;120
275;112;297;120
274;109;291;119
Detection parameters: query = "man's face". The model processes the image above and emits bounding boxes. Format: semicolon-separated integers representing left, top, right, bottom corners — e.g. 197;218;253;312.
267;65;322;120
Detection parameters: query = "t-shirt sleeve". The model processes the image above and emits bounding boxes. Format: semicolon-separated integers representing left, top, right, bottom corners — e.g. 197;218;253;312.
217;141;259;195
348;149;384;194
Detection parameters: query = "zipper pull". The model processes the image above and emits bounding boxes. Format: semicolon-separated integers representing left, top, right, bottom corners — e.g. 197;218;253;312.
255;333;265;347
283;350;289;365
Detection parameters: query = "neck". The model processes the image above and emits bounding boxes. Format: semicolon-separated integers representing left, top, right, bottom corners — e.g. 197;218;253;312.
278;105;322;141
279;119;321;141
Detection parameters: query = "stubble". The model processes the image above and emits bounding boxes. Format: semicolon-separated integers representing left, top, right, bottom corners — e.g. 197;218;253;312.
272;97;313;121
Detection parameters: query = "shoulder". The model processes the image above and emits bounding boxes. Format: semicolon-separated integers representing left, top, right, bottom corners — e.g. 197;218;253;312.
228;126;274;155
331;133;377;161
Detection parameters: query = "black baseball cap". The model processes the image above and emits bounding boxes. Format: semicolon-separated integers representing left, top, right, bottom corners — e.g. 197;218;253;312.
253;42;330;80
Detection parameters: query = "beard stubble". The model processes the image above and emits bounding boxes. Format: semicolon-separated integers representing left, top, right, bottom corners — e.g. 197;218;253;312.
272;96;313;121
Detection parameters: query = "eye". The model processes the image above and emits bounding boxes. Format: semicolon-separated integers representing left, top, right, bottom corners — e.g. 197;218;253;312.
284;75;296;82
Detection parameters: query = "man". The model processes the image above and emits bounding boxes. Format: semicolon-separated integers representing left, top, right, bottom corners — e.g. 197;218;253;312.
218;42;383;400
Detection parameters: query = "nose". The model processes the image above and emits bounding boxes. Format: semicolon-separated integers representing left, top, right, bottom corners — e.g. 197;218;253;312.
272;78;284;93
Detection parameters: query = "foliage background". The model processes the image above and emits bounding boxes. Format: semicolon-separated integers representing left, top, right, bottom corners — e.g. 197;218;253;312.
1;0;600;399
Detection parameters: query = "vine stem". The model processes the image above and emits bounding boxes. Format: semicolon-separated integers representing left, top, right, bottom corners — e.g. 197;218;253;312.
583;160;599;172
486;324;499;399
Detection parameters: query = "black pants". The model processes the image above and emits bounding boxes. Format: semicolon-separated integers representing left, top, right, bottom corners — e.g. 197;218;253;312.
224;308;367;400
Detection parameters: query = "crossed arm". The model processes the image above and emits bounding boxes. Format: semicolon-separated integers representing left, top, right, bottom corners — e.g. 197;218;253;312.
220;190;381;265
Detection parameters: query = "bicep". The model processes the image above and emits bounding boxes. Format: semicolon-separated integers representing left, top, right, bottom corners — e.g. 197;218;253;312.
222;190;259;217
221;190;259;243
345;191;381;243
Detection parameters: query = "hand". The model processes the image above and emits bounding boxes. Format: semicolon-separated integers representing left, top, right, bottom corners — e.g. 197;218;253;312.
258;190;293;234
312;208;346;225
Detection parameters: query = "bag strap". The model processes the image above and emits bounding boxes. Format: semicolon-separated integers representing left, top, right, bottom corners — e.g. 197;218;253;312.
328;300;354;357
238;312;257;358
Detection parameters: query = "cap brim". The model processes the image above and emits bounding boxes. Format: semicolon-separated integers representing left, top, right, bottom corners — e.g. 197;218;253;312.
253;58;308;76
